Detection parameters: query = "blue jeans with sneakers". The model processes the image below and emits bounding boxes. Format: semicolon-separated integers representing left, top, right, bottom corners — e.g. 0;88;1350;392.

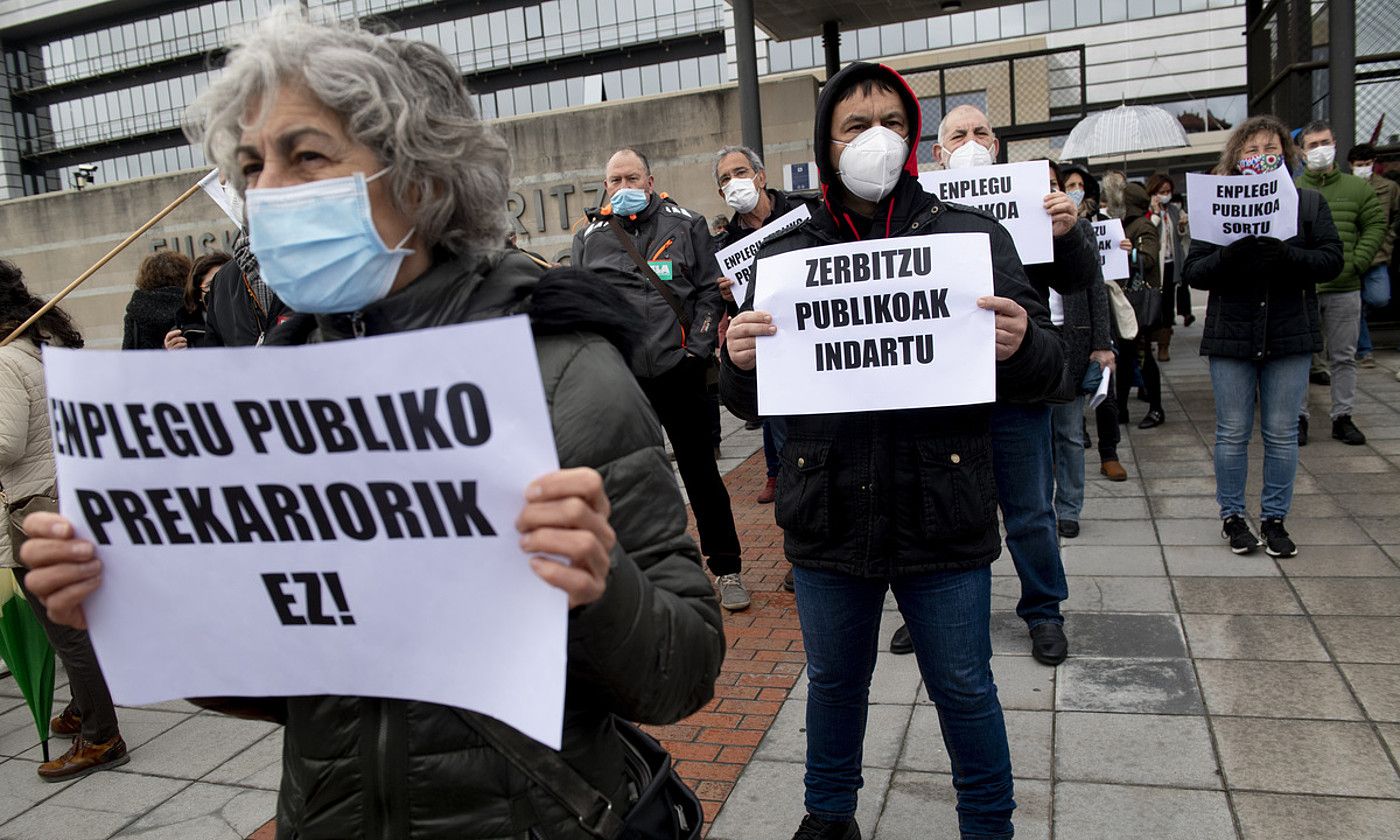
795;565;1014;839
991;403;1068;629
1210;353;1311;520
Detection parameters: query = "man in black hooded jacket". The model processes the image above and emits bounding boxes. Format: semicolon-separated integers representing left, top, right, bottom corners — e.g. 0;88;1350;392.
721;62;1062;840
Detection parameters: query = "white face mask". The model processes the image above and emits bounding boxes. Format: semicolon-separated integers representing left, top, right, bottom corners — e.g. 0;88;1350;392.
835;126;908;202
1353;164;1374;180
1158;192;1173;205
723;177;760;214
1305;144;1336;171
944;140;995;170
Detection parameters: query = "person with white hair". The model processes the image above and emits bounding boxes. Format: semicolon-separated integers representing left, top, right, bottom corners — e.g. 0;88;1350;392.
18;9;723;839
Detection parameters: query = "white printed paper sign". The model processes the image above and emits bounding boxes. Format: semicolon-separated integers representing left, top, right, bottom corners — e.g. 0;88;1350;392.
1186;167;1299;246
714;203;812;295
753;233;997;415
918;160;1054;264
1091;218;1130;281
43;317;568;748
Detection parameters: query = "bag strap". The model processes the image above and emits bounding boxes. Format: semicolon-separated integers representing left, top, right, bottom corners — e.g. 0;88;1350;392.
608;216;691;331
456;710;626;839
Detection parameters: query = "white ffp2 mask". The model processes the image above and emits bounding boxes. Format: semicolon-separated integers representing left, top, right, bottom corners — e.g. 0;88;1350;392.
834;126;908;202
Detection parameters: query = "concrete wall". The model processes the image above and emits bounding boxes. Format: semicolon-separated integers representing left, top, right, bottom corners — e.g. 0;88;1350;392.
0;73;822;348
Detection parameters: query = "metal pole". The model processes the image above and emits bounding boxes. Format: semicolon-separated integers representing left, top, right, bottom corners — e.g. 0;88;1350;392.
733;0;764;157
822;20;841;82
1328;0;1355;159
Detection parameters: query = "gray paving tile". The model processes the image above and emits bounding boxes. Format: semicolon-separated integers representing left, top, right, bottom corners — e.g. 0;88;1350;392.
116;715;277;781
1055;711;1220;788
1212;718;1400;798
1277;545;1399;577
14;707;193;763
754;700;910;769
1059;545;1165;576
1052;782;1235;840
1076;496;1151;520
1149;496;1223;519
1144;477;1228;497
199;729;283;791
1131;445;1213;462
1379;723;1400;757
1136;461;1217;478
707;760;889;840
1301;455;1395;474
1056;658;1202;714
989;611;1032;657
1279;516;1378;545
0;803;133;840
1356;516;1400;544
111;781;278;839
1162;546;1281;576
899;707;1051;779
1316;472;1400;494
1065;520;1159;546
49;770;190;816
1338;663;1400;723
0;755;79;824
874;773;1048;840
919;654;1055;712
1170;577;1302;614
994;575;1172;614
1062;613;1187;658
1313;616;1400;663
1233;792;1400;840
866;653;924;705
1181;614;1329;661
1083;478;1145;498
1327;493;1400;516
1278;493;1348;518
1195;660;1362;720
1292;578;1400;615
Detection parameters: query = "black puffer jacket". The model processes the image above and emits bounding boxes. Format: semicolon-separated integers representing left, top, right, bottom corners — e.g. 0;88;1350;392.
121;286;183;349
1184;188;1342;360
205;250;724;840
203;252;291;347
720;62;1063;578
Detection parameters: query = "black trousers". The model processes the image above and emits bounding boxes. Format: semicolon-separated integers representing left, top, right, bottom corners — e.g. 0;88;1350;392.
13;568;120;743
638;358;742;576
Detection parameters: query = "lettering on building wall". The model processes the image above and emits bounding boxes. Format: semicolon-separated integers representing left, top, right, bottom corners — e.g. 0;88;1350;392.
506;181;605;236
150;229;240;255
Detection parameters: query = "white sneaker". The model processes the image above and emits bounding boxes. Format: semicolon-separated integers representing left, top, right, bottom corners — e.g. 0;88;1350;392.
716;573;751;611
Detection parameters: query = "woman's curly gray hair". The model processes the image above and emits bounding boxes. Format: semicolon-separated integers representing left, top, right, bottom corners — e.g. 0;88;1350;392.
185;7;509;255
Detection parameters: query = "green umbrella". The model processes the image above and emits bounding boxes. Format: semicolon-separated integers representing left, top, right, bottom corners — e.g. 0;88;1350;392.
0;569;55;762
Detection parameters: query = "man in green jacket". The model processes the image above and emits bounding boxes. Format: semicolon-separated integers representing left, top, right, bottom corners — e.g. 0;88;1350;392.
1346;143;1399;367
1296;121;1386;445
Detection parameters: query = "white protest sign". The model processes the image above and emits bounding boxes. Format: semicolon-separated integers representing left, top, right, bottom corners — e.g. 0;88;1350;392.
1186;167;1299;246
44;317;568;748
714;203;812;295
754;233;996;415
1091;218;1130;281
918;160;1054;264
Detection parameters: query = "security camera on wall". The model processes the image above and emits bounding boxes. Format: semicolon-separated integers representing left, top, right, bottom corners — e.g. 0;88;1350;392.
73;164;98;191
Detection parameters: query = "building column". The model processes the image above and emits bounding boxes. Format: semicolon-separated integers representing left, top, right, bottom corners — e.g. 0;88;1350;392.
1328;0;1355;157
822;20;841;81
732;0;763;157
0;40;24;199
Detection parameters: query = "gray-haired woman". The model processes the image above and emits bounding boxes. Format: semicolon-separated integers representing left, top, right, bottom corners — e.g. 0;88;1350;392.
19;8;723;839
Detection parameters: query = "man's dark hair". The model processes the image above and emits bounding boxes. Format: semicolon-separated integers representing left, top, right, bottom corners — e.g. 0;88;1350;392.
611;146;651;175
835;77;901;105
1348;142;1378;163
1299;120;1333;141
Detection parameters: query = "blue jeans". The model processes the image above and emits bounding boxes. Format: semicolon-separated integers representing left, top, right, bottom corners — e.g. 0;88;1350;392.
794;565;1014;839
1049;396;1087;522
1357;265;1391;357
763;417;788;479
991;403;1067;627
1210;353;1311;519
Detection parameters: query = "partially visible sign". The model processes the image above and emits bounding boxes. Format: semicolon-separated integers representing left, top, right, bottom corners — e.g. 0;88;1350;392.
918;160;1054;264
714;204;812;295
44;317;569;748
1186;167;1299;245
1091;218;1130;281
753;233;996;416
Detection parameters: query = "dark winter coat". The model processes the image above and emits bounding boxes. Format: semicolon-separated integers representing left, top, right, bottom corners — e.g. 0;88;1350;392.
201;251;724;840
571;193;724;379
1123;184;1161;292
202;257;290;347
720;62;1063;578
121;286;183;350
1050;279;1113;401
1184;188;1342;360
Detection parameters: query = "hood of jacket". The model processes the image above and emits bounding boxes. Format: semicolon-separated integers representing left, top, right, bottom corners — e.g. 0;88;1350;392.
1123;182;1151;219
816;62;924;239
125;286;184;323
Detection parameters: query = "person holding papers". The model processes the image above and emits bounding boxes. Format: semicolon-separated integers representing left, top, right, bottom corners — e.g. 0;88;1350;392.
722;62;1062;840
1184;115;1342;558
1119;183;1168;430
19;12;723;840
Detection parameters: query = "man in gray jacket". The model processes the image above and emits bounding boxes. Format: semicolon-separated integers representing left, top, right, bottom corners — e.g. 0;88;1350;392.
572;147;748;610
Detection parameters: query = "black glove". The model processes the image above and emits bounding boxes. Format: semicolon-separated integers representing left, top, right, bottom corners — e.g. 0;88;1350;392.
1254;237;1289;269
1221;236;1259;272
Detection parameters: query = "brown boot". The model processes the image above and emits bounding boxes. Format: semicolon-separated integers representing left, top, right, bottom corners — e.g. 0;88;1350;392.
1100;460;1128;482
49;707;82;737
756;477;777;504
37;735;129;782
1156;330;1171;362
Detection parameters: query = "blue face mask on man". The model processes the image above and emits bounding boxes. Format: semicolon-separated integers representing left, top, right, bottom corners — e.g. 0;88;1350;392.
610;187;649;216
246;168;414;314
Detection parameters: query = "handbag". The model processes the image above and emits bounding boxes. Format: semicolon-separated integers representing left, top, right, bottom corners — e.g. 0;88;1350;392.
1123;238;1161;336
460;711;703;840
1104;280;1139;340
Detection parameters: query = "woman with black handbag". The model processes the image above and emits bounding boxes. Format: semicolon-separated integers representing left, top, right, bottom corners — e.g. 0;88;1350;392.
1118;183;1166;429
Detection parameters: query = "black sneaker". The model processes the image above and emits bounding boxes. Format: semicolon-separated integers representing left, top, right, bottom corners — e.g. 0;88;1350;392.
792;813;861;840
1137;409;1165;429
889;624;913;655
1057;520;1080;538
1332;415;1367;445
1260;518;1297;558
1297;415;1308;447
1222;515;1262;555
1309;369;1331;386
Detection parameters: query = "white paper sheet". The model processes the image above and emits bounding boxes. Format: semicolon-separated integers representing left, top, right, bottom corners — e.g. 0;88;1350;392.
714;203;812;296
1091;218;1130;282
918;160;1055;264
1186;167;1299;246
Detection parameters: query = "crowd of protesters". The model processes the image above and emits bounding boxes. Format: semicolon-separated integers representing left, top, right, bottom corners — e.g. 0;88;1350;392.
3;8;1398;840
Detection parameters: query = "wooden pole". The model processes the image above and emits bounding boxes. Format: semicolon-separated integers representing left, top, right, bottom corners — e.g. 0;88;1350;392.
0;179;206;348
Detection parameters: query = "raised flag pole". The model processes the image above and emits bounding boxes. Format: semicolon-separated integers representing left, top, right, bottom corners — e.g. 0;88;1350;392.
0;178;207;348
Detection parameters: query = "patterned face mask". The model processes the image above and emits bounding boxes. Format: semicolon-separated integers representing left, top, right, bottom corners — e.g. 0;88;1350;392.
1237;153;1283;175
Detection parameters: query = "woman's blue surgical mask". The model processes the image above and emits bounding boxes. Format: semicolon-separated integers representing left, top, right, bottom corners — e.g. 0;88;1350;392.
246;168;414;314
1067;189;1086;208
610;188;649;216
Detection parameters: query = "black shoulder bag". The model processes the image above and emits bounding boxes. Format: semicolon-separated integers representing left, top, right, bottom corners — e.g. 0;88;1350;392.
460;711;702;840
608;217;692;334
1124;236;1163;332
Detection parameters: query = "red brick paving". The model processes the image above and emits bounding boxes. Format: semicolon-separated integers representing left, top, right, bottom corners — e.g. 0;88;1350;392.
247;450;789;839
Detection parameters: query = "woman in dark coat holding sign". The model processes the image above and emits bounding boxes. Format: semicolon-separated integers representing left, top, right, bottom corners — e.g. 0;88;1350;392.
18;11;722;840
1184;114;1342;559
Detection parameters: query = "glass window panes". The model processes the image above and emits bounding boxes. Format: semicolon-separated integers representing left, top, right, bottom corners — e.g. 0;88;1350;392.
1025;1;1051;33
1075;0;1101;26
999;6;1026;38
951;12;976;44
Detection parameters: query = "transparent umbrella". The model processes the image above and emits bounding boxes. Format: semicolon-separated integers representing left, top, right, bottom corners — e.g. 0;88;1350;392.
1061;104;1190;159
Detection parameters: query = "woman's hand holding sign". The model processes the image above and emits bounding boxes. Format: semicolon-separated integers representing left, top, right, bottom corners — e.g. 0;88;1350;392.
725;310;776;371
517;468;616;609
977;296;1028;360
18;512;98;629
